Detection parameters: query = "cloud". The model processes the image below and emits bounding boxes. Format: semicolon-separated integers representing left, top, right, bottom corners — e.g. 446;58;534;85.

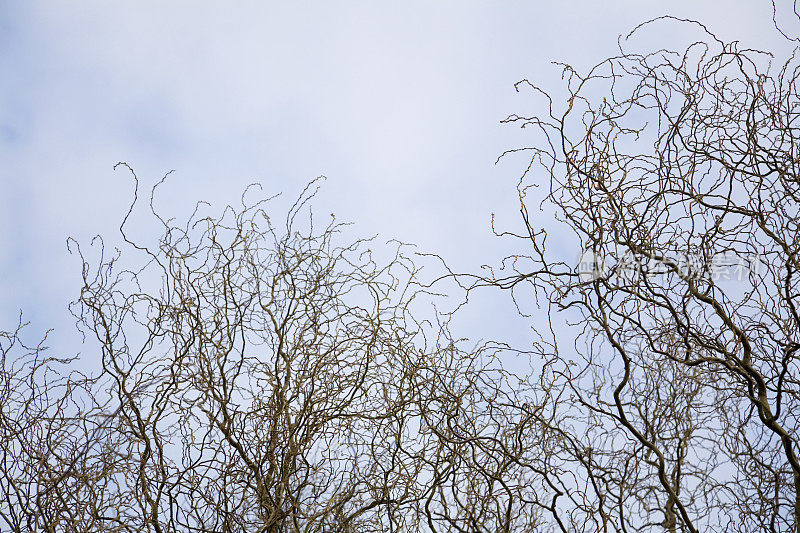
0;0;779;353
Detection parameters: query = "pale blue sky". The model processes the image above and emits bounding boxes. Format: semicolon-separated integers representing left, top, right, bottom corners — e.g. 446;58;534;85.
0;1;779;356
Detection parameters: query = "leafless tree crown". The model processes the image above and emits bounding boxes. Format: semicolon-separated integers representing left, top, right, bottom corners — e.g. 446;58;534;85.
4;8;800;533
490;11;800;533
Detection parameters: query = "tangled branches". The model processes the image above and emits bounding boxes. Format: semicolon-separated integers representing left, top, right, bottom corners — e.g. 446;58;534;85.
495;11;800;533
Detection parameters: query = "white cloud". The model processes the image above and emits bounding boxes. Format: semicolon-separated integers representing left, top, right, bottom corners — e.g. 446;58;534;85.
0;0;779;352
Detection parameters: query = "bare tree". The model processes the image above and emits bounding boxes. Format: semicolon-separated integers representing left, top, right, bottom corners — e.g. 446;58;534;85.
1;167;541;532
484;10;800;533
63;169;449;531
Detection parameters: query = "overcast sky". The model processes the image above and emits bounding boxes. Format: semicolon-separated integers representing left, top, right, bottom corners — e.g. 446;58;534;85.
0;1;781;356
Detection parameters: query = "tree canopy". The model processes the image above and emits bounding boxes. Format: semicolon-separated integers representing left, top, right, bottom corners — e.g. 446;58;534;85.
3;8;800;533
